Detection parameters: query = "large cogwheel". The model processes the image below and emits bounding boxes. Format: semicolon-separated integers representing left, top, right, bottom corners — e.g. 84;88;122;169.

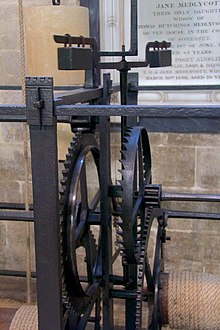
135;206;154;330
59;132;101;323
136;185;163;330
117;126;151;264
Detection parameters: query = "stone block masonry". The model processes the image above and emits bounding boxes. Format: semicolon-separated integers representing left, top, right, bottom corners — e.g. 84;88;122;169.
148;132;220;274
0;0;80;273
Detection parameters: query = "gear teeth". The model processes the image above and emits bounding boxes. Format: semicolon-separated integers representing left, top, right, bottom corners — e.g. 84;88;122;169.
118;160;125;171
135;206;155;329
116;229;123;235
66;153;72;161
60;178;67;186
123;137;129;143
64;161;71;169
59;193;65;202
115;126;154;327
117;180;124;188
62;169;69;177
116;239;124;245
59;132;101;318
116;218;123;225
122;142;129;150
121;144;128;153
124;130;131;136
68;147;73;155
119;159;127;167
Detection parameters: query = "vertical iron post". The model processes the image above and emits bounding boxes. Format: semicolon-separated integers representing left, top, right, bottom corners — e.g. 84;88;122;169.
130;0;138;54
127;72;138;126
120;48;130;136
124;72;139;329
80;0;100;49
26;77;63;330
80;0;100;85
100;74;114;329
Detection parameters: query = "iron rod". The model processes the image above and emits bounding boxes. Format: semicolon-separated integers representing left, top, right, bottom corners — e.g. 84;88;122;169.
111;290;137;300
162;192;220;202
0;105;26;122
166;210;220;220
0;270;36;278
0;210;34;221
0;202;33;210
1;84;219;91
55;105;220;117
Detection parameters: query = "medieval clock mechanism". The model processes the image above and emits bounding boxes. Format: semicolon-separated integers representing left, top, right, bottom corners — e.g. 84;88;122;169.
0;0;220;329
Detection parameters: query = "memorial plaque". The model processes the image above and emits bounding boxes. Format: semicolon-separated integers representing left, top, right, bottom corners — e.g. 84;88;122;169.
138;0;220;85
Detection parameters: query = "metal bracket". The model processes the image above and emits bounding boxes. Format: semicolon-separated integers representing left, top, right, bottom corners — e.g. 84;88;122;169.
26;77;54;128
103;74;113;104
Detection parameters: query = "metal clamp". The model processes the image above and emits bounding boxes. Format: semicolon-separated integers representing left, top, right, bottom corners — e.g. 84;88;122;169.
26;77;54;128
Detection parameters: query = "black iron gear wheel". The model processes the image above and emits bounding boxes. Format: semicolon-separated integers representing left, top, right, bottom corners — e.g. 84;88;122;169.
59;132;101;321
136;185;163;330
135;206;154;330
117;126;151;264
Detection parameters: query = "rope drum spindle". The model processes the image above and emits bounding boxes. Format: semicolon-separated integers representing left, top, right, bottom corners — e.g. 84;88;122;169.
18;0;32;305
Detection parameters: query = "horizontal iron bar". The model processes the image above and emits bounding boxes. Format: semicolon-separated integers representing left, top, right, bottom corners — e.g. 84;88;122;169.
0;105;26;122
166;210;220;220
87;212;101;225
88;317;98;323
109;275;124;285
0;86;22;90
162;192;220;202
55;105;220;118
0;210;34;222
0;269;36;278
0;86;81;91
99;50;137;57
2;84;218;91
0;202;33;210
110;289;137;300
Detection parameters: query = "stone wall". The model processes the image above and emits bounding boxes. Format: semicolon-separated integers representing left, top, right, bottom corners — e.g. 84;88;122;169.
149;132;220;274
0;0;220;279
0;0;79;273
